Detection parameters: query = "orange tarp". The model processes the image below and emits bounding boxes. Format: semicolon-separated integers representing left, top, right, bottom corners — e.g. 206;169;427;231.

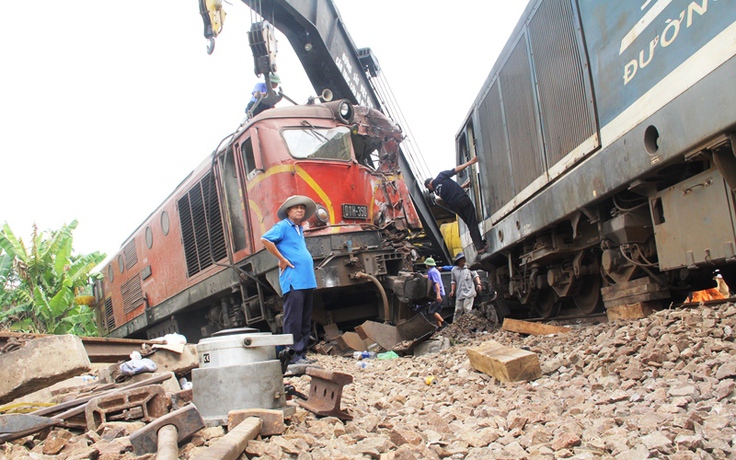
689;288;726;303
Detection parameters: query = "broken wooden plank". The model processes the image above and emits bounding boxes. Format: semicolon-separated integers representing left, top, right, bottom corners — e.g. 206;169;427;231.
355;321;403;351
606;302;655;321
467;340;542;382
228;409;285;437
502;318;571;336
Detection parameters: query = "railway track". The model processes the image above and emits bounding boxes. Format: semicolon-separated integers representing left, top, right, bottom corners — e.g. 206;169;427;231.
524;297;735;326
0;332;153;363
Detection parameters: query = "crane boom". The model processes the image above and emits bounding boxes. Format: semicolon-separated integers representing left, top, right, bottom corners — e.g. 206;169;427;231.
241;0;451;263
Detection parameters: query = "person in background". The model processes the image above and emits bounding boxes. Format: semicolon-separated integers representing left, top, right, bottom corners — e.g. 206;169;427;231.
246;73;281;117
424;157;487;254
423;257;448;329
449;252;482;322
260;195;317;366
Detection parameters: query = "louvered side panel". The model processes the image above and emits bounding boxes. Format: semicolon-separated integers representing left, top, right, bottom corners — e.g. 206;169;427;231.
203;173;228;264
478;80;513;216
104;297;115;331
178;172;228;277
499;35;544;195
179;190;201;277
124;239;138;270
121;275;143;314
528;0;597;167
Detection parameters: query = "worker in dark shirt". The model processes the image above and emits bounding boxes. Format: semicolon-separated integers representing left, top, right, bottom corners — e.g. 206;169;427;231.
424;157;487;254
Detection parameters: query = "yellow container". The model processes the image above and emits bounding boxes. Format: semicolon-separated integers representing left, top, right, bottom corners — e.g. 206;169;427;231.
440;221;463;260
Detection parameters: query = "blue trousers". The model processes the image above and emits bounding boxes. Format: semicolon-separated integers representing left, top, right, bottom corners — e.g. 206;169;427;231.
282;288;314;361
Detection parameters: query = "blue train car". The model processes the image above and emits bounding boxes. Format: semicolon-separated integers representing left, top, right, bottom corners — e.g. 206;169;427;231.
456;0;736;317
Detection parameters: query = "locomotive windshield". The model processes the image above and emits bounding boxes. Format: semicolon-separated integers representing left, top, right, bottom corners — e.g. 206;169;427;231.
282;126;351;161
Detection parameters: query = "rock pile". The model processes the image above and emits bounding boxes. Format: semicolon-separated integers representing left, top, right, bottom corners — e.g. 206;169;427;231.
2;303;735;459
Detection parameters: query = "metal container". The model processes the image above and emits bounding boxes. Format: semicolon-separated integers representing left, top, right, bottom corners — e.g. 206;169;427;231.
192;328;293;426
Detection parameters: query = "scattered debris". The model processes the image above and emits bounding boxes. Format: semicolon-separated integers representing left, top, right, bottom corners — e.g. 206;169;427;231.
2;302;736;458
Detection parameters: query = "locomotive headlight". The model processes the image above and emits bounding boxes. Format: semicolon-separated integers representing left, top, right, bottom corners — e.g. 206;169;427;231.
315;206;329;224
337;101;354;123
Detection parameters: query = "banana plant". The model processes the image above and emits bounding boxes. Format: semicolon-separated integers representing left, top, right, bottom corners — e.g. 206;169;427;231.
0;220;105;335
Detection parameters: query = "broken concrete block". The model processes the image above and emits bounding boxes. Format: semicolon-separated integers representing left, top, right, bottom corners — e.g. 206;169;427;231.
502;318;571;336
147;344;199;376
0;335;91;404
413;338;450;357
467;340;541;382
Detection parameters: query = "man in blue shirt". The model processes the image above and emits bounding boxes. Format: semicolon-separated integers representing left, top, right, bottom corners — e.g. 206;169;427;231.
261;195;317;365
246;73;281;117
425;157;486;254
423;257;447;329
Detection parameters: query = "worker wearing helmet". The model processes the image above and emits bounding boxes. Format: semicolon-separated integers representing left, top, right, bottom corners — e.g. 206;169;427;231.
422;257;448;329
246;73;281;117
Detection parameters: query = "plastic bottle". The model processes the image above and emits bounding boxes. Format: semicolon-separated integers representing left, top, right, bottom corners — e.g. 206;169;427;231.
355;361;371;369
354;351;377;360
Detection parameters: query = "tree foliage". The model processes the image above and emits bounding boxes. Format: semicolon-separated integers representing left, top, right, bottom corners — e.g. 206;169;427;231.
0;220;105;336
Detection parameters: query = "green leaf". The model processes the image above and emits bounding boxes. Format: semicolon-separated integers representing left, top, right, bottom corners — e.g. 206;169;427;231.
49;287;74;317
9;318;34;332
0;222;28;264
32;286;53;322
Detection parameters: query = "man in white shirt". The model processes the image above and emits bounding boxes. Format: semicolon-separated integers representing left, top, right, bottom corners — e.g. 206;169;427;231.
449;252;482;322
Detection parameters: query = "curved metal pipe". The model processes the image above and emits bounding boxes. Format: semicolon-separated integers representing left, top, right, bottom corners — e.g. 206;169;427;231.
354;272;390;323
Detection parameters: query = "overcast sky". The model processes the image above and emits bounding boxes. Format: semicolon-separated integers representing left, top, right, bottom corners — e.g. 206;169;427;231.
0;1;528;262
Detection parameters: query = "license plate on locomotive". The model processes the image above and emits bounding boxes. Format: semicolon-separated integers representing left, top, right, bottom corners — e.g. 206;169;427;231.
342;204;368;219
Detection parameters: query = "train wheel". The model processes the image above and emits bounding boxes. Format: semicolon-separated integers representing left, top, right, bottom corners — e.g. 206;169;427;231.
536;289;561;319
572;275;603;315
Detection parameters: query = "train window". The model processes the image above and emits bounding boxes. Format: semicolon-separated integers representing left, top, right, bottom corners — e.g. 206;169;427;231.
161;211;170;236
117;255;124;273
282;126;351;161
107;265;114;283
242;138;257;175
145;226;153;249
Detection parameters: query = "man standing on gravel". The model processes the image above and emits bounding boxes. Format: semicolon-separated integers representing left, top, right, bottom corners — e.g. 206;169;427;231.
449;252;482;322
423;257;448;329
261;195;317;366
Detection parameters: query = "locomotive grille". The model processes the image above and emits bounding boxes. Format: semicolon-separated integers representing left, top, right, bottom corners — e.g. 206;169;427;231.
104;297;115;330
178;172;228;277
528;0;596;167
121;275;143;314
124;239;138;270
479;80;514;216
500;34;544;196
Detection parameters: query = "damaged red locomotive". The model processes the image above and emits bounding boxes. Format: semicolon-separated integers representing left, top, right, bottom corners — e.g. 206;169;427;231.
92;101;435;341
